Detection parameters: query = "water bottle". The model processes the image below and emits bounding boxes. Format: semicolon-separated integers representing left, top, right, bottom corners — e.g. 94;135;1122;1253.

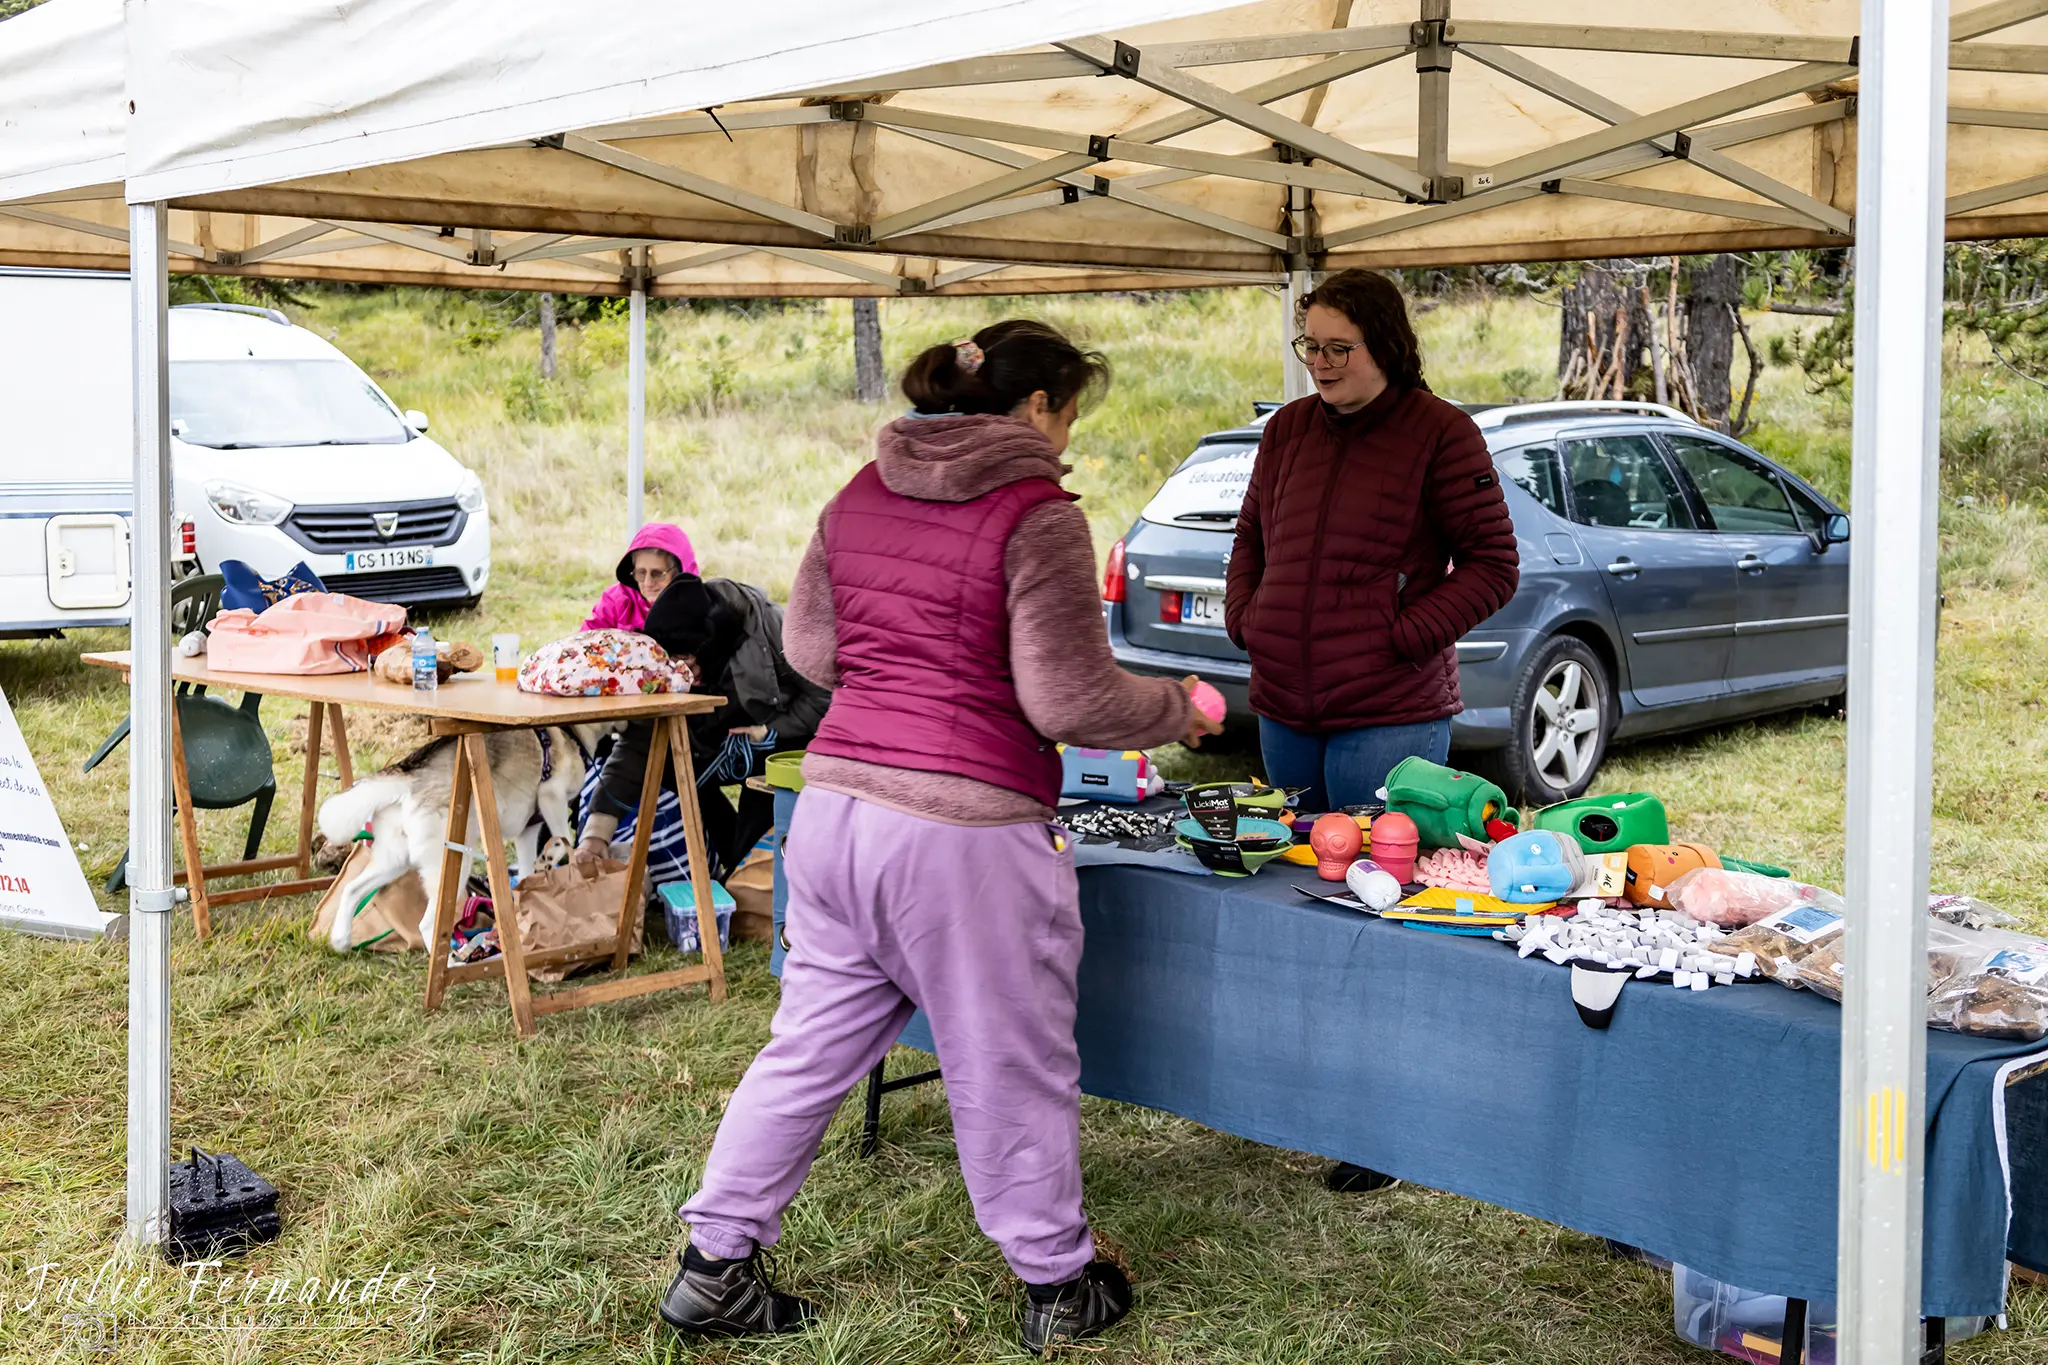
411;627;437;693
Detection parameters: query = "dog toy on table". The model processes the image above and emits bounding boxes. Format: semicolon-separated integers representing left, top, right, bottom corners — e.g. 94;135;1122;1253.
1532;791;1668;855
1487;829;1588;904
1381;757;1519;848
1366;810;1419;882
1623;842;1721;908
1309;813;1364;880
1415;840;1491;894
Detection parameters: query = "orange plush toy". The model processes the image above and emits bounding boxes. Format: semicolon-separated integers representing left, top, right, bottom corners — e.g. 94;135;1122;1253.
1624;842;1721;908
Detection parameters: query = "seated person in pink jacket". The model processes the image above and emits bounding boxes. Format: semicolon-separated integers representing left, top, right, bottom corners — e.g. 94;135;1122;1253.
583;523;699;632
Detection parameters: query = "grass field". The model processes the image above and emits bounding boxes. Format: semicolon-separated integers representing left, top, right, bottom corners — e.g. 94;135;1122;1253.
3;287;2047;1363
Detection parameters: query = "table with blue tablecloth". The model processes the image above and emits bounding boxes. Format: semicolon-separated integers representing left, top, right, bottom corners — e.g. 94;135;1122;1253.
766;788;2048;1317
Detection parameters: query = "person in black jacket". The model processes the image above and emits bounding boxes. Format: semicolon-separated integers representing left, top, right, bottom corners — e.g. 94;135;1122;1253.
575;575;830;880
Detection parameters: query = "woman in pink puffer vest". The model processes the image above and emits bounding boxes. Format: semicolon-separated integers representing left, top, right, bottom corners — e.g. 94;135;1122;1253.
658;321;1220;1351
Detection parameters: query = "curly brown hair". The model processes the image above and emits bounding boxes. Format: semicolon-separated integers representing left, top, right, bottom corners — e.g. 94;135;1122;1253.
1297;269;1428;392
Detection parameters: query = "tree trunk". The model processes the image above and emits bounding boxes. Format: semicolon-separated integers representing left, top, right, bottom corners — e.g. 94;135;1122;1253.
1556;265;1653;401
539;291;556;381
1683;255;1741;430
852;297;885;402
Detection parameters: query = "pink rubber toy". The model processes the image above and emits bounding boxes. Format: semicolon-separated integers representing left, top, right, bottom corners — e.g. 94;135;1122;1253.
1368;811;1420;883
1309;812;1364;880
1190;680;1226;724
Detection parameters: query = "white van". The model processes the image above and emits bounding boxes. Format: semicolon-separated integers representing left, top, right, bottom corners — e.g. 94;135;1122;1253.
0;269;490;638
170;304;491;608
0;267;195;637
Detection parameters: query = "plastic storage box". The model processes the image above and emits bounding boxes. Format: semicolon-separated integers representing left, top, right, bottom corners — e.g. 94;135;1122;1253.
1672;1264;1987;1363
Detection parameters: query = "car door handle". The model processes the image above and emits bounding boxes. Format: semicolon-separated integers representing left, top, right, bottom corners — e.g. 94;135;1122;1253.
1737;554;1766;573
1604;558;1641;578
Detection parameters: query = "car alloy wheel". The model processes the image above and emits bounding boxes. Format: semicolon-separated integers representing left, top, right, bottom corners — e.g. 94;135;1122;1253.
1529;657;1603;792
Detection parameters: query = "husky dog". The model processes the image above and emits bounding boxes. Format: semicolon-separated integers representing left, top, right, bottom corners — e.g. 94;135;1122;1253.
316;723;617;954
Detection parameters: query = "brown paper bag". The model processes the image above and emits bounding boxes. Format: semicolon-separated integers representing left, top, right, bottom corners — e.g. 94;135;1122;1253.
726;847;774;943
308;841;428;952
512;858;642;982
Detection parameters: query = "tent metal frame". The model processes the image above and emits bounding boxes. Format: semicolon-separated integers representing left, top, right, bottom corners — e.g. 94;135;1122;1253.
0;3;2030;1360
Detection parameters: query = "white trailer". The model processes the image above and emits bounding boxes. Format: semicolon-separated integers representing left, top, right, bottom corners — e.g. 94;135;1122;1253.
0;267;191;638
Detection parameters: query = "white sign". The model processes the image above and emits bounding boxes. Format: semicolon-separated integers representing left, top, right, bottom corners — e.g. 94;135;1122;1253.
0;684;118;940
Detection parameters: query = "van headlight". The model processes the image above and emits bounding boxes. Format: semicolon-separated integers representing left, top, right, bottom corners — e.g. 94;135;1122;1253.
455;470;487;514
203;480;293;526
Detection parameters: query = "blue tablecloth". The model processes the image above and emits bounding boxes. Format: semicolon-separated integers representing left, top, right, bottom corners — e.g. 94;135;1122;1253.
767;790;2046;1314
1069;865;2048;1317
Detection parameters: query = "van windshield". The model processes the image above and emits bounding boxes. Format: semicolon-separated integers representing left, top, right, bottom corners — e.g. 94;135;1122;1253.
170;359;413;448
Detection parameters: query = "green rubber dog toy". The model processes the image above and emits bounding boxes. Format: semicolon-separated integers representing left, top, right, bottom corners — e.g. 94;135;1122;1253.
1382;757;1519;849
1533;792;1669;856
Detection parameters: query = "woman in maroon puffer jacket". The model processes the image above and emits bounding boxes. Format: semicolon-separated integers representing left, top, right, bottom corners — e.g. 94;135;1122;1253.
1225;269;1520;811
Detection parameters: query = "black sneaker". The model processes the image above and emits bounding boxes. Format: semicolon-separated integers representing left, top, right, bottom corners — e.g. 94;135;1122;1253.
1021;1261;1132;1352
1325;1162;1397;1193
657;1245;816;1338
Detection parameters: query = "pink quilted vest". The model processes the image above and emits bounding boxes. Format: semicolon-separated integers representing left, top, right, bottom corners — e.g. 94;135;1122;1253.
807;461;1074;807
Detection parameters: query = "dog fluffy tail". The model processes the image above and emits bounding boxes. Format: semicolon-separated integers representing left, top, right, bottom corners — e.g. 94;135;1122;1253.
316;776;410;845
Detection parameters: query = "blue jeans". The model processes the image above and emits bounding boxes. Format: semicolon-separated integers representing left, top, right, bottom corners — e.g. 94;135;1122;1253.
1258;717;1452;812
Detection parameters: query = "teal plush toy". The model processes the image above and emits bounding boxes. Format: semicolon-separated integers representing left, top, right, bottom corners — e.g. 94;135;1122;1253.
1532;792;1669;856
1382;757;1519;850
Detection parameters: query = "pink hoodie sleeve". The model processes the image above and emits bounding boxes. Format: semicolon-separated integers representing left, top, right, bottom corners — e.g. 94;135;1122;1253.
1005;501;1193;750
581;583;641;633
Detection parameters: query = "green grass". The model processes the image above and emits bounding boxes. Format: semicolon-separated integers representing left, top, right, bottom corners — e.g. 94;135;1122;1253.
4;288;2048;1362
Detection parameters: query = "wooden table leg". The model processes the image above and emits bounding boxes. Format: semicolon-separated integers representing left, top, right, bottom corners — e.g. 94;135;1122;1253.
467;734;537;1038
612;716;672;973
326;705;354;790
423;736;475;1014
169;702;212;939
296;701;326;878
667;718;727;1004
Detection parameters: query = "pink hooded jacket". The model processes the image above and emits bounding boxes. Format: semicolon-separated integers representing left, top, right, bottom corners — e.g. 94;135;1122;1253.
582;522;700;632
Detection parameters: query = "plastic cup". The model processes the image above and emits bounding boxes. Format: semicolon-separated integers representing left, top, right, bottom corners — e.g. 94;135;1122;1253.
492;632;521;683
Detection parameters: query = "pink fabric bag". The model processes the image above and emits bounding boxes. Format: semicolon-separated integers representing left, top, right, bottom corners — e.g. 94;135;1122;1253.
206;593;408;675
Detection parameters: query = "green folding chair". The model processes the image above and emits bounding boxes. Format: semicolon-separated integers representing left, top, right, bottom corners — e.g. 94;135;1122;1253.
86;575;277;895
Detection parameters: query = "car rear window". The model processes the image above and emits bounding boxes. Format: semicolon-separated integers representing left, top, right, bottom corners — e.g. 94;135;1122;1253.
1494;444;1565;517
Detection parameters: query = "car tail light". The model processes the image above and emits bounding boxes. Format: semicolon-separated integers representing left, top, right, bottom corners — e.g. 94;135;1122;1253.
1159;590;1182;624
1102;538;1127;603
176;517;196;559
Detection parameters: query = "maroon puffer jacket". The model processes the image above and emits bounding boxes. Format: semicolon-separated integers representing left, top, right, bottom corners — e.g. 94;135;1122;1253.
1224;386;1519;731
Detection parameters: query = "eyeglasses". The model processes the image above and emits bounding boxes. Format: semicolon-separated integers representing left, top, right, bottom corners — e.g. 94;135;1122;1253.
1292;337;1364;366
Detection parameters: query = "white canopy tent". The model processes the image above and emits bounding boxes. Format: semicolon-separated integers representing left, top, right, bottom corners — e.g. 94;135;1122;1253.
4;1;2030;1357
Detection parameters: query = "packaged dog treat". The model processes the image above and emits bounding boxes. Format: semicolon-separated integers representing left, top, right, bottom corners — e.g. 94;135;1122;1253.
1927;926;2048;1041
1717;895;1847;986
1666;868;1836;929
1926;893;2021;931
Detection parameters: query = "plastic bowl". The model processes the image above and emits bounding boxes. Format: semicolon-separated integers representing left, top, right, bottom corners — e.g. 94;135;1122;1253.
1173;816;1296;876
764;750;807;791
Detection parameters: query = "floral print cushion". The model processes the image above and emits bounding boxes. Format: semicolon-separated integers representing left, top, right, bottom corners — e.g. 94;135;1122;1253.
516;629;697;696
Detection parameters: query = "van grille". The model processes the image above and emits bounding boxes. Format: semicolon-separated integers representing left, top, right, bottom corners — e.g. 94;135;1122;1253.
282;499;465;552
325;566;473;605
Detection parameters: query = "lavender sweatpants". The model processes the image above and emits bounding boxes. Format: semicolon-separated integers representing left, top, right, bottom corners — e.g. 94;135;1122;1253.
678;786;1094;1284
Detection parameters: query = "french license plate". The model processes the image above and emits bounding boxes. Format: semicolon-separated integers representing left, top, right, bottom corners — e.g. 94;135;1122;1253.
1183;592;1227;628
344;547;433;572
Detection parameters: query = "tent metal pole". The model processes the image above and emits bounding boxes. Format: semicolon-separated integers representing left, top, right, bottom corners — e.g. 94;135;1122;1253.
1281;259;1312;403
123;200;173;1250
627;254;646;538
1837;0;1947;1359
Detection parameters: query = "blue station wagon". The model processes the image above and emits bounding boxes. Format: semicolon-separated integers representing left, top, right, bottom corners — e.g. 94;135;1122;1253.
1105;400;1852;804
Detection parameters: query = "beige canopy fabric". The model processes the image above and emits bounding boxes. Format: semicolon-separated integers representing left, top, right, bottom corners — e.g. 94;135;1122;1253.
9;2;2048;295
0;200;1273;296
105;1;2048;278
